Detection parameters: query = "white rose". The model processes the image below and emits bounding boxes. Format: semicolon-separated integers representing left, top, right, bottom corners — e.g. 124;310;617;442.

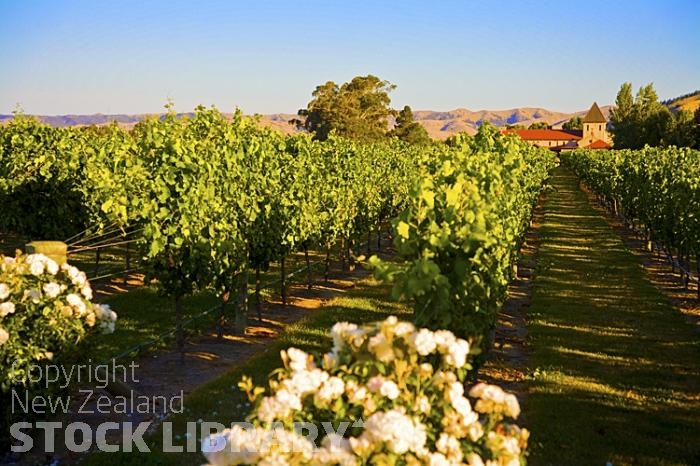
63;264;87;286
283;369;328;395
411;328;437;356
0;326;9;345
316;433;355;466
315;376;345;404
393;321;415;337
504;393;521;418
429;452;451;466
419;363;434;377
502;435;522;456
434;330;457;350
257;396;287;423
363;409;426;455
81;284;93;300
275;388;302;411
348;434;373;457
73;271;87;287
467;452;485;466
94;303;117;322
285;347;310;373
382;315;398;327
379;380;400;400
45;257;59;275
29;259;45;276
99;320;116;334
482;385;505;404
0;283;10;300
0;301;16;317
368;332;395;362
43;282;62;299
467;422;484;441
436;433;462;461
445;339;470;368
331;321;358;350
66;293;87;316
322;350;339;370
350;386;367;404
469;382;487;398
453;396;475;422
416;395;431;414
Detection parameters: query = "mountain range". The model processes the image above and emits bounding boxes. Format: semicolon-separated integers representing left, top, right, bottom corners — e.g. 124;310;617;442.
3;89;697;140
3;89;697;142
0;105;613;140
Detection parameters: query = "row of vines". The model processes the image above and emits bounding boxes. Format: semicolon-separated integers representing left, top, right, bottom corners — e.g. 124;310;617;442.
562;147;700;296
0;108;555;356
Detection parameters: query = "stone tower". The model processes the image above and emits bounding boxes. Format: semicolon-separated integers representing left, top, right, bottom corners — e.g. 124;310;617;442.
580;102;609;146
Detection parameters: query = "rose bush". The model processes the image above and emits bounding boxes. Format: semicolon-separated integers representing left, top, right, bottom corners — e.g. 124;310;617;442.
203;316;527;466
0;251;117;451
0;252;117;391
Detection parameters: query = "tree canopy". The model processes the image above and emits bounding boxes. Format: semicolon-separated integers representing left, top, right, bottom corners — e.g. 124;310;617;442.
609;82;697;149
528;121;550;130
389;105;431;145
295;75;395;142
562;116;582;130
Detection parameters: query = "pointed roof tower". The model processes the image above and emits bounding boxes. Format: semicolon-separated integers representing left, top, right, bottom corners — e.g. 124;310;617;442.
582;102;606;123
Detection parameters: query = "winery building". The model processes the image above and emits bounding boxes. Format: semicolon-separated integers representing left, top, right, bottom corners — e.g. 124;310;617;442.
503;102;612;150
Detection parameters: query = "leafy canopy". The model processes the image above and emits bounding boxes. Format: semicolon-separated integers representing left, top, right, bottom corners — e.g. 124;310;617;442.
295;75;395;142
389;105;431;145
609;82;697;149
528;121;549;130
562;116;582;131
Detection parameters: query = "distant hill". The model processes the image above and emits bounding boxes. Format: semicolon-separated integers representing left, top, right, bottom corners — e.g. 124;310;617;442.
0;113;147;127
0;106;613;140
412;106;611;140
259;113;299;135
0;112;300;134
663;90;700;114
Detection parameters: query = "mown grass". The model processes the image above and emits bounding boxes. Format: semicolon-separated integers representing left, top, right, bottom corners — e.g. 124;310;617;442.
526;166;700;466
85;248;332;361
0;227;360;363
93;287;220;360
81;275;411;465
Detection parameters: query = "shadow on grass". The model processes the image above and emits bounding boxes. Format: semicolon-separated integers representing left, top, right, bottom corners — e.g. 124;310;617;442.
79;276;411;466
527;167;700;466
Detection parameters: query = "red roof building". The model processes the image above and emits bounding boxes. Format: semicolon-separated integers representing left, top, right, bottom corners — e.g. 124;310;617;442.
585;139;612;149
502;102;612;151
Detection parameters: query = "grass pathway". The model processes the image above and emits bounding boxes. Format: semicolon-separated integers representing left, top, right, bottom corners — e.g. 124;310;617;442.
526;166;700;465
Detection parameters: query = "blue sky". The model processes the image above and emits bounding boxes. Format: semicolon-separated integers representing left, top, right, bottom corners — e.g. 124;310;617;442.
1;0;698;115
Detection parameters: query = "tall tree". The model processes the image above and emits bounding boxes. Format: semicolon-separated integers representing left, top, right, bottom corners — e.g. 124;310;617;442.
609;82;680;148
635;84;673;147
562;116;582;130
609;82;637;148
667;109;697;148
295;75;395;141
389;105;431;145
